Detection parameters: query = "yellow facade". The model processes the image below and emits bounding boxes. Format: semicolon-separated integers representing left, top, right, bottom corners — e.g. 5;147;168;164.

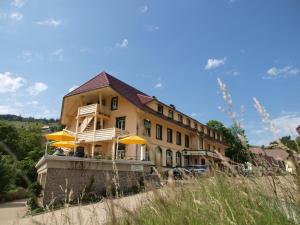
60;80;228;168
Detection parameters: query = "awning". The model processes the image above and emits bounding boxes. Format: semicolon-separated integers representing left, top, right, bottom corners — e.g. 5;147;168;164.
51;141;75;149
45;131;75;142
119;135;147;145
182;150;221;159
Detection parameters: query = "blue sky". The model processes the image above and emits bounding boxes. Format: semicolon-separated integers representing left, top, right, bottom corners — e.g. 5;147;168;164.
0;0;300;146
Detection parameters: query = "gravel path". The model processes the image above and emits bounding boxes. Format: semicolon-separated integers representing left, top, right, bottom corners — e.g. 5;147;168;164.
0;199;27;225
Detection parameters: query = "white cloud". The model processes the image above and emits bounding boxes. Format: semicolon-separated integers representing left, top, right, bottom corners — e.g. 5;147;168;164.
36;18;61;27
146;25;159;32
154;82;163;89
205;58;226;70
52;49;63;61
27;82;48;96
272;114;300;138
116;39;128;48
10;12;23;21
265;66;299;79
68;85;78;92
11;0;25;8
0;72;26;93
140;5;148;13
0;105;19;114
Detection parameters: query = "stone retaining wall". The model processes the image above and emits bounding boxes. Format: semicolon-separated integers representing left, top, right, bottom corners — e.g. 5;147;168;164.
36;156;159;205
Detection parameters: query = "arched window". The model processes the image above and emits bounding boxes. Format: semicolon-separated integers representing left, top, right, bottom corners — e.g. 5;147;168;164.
166;149;173;167
156;146;163;166
145;147;150;161
176;151;181;167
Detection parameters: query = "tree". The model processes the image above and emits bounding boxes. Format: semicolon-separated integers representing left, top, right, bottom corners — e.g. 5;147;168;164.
269;136;299;153
207;120;251;163
0;154;15;195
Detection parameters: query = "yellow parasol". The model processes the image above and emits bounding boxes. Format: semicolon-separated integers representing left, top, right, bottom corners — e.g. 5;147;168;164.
119;135;147;145
45;131;75;142
51;141;75;149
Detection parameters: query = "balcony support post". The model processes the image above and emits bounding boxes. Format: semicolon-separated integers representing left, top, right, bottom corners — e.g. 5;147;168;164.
91;112;97;158
74;108;80;155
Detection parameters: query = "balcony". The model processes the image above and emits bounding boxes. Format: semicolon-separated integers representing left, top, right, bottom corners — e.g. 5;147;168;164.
76;128;129;143
78;104;111;117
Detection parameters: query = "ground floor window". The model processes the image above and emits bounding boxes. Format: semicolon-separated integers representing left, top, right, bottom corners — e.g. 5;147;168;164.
117;143;126;159
176;151;181;167
201;158;206;165
166;149;173;167
145;147;150;161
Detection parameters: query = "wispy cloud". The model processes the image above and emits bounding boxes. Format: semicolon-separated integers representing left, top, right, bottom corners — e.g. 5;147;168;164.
146;25;159;32
27;100;39;105
264;66;299;79
27;82;48;96
116;39;128;48
139;5;148;13
68;85;78;92
52;49;64;61
0;72;26;93
11;0;25;8
36;18;61;27
21;51;43;63
205;58;226;70
154;82;163;89
9;12;23;21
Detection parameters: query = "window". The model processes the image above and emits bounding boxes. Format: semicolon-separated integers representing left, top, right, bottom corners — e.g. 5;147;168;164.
111;97;118;110
201;158;205;165
176;132;182;145
194;122;198;129
186;118;191;127
116;117;126;130
156;124;163;140
168;110;174;119
166;150;173;167
185;134;190;148
96;121;101;130
176;152;182;167
117;143;126;159
157;104;163;114
167;128;173;143
178;114;183;123
199;137;204;149
144;119;151;137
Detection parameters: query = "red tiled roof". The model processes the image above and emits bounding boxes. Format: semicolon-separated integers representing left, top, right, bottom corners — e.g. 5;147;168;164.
66;71;153;108
249;147;289;161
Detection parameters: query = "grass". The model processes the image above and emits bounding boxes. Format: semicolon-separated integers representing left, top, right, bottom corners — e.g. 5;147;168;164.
108;174;300;225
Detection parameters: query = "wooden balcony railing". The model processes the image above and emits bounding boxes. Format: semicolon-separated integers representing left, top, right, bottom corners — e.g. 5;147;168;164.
78;104;97;116
76;128;129;143
78;104;111;117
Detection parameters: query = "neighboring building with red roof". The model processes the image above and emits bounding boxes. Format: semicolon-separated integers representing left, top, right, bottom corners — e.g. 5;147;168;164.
60;71;228;168
249;147;296;172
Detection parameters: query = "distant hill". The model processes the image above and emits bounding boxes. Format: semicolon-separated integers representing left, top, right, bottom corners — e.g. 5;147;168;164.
0;114;59;124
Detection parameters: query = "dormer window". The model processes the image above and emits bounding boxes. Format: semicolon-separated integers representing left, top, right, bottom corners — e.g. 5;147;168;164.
168;110;174;119
157;104;163;114
178;114;183;123
111;96;118;110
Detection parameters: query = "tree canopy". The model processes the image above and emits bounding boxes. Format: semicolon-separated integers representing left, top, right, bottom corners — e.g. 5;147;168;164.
207;120;251;163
